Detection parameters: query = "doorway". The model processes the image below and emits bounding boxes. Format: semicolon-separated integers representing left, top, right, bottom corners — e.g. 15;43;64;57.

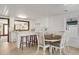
0;17;9;42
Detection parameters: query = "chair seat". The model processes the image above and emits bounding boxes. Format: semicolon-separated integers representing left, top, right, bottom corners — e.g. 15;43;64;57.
51;41;60;47
39;44;50;48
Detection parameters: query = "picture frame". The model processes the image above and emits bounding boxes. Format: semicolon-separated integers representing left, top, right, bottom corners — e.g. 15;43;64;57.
14;20;30;31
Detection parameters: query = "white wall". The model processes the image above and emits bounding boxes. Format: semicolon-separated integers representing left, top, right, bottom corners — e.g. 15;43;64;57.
48;15;64;34
9;17;15;32
33;17;48;32
31;15;64;35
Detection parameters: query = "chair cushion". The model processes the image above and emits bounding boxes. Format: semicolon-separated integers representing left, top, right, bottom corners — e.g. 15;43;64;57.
51;41;60;47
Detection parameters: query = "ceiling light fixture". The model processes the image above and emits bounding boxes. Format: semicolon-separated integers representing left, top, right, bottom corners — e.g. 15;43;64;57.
17;15;28;19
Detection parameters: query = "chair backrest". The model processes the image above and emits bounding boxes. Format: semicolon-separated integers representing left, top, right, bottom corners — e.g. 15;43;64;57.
60;30;77;54
60;31;70;48
37;32;45;46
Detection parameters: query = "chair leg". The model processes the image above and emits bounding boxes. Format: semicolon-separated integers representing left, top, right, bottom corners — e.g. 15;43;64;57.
36;46;39;54
43;48;46;55
31;36;33;46
59;48;62;55
53;48;55;54
22;44;23;51
20;43;21;48
49;46;52;55
26;41;27;47
20;37;24;50
26;36;27;47
34;35;37;46
29;42;30;48
20;43;23;51
54;48;57;54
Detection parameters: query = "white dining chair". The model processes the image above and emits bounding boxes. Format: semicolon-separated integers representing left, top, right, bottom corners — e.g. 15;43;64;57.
49;40;63;55
49;30;70;55
36;32;50;55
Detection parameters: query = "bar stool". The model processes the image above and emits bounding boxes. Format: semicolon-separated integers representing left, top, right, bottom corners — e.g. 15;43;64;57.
34;35;38;45
28;35;37;47
20;36;24;50
20;36;28;50
26;36;29;47
28;35;34;47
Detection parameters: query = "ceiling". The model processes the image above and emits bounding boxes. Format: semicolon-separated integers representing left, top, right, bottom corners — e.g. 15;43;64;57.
0;4;79;19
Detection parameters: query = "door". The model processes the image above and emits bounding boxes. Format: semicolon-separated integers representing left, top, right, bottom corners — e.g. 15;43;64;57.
0;18;9;42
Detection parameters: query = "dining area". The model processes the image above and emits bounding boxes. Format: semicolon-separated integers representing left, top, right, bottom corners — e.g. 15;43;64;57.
13;27;79;55
14;31;63;55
